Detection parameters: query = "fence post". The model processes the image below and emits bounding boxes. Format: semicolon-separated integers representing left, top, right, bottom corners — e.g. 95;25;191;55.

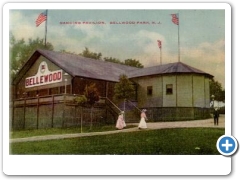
51;95;54;128
37;96;39;129
62;94;66;128
81;106;83;133
12;100;15;130
23;98;26;129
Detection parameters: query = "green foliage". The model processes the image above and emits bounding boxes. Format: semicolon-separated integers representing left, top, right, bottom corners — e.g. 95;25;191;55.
114;74;135;101
10;128;224;155
10;33;54;79
104;57;144;68
80;47;102;60
124;58;144;68
74;95;87;105
210;79;225;102
84;83;100;105
83;83;100;130
60;49;76;55
60;47;144;68
104;57;123;64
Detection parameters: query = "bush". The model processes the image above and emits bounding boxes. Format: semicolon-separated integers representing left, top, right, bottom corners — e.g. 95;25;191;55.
74;95;87;105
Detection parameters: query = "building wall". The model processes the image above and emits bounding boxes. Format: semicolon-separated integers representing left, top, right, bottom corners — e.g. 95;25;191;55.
204;78;210;108
177;75;193;107
133;76;163;108
193;75;205;107
162;75;176;107
133;74;211;108
15;56;116;99
72;77;106;96
131;74;211;121
16;56;71;98
72;77;115;98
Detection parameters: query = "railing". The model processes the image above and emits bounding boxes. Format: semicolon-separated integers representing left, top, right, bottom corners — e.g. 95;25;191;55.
11;94;78;107
11;94;109;130
11;95;142;130
104;97;122;113
126;99;141;112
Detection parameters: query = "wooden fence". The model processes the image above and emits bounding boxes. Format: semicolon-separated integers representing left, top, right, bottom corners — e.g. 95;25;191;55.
10;94;107;130
10;94;212;130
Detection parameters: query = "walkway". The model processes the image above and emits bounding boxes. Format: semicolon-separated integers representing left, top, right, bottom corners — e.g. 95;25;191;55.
10;115;225;143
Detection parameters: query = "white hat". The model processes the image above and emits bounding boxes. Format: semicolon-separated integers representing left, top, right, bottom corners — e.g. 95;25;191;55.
142;109;147;112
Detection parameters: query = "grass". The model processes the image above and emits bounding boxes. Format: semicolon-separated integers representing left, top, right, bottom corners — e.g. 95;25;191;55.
10;124;136;139
10;127;224;155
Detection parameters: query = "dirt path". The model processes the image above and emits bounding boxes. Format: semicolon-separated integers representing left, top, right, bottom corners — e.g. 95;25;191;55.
10;115;225;143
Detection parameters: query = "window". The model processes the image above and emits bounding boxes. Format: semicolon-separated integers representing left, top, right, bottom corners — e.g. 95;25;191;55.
147;86;153;96
60;85;70;94
166;84;173;95
38;89;49;96
49;87;59;95
27;91;33;97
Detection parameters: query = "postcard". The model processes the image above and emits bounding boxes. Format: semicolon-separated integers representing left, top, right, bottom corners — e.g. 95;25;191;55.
3;2;235;176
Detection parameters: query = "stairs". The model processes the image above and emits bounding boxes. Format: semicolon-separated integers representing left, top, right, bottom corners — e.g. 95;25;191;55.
123;100;141;123
101;97;141;123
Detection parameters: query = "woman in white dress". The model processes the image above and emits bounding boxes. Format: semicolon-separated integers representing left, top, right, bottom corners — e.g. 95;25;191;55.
116;111;126;130
138;109;148;129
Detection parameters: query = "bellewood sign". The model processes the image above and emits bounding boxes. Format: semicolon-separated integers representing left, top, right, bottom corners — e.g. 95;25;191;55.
25;61;63;88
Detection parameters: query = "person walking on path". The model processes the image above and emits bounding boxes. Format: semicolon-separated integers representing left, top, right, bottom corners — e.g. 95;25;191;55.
138;109;148;129
213;108;219;125
116;111;126;130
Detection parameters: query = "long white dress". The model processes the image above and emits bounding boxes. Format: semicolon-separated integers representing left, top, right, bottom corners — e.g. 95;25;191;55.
116;114;125;129
123;119;126;127
138;112;147;129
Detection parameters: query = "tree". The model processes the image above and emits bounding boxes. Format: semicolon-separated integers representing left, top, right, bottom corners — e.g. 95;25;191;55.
114;75;135;121
74;95;87;133
114;74;135;101
104;57;144;68
60;49;77;55
124;59;144;68
10;35;26;77
104;57;123;64
80;47;102;60
79;47;144;68
74;95;87;105
10;33;54;79
210;79;225;102
84;83;100;130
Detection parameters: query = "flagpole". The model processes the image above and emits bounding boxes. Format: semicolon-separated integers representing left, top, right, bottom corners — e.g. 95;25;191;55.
44;10;48;47
160;47;162;65
178;13;180;62
157;40;162;65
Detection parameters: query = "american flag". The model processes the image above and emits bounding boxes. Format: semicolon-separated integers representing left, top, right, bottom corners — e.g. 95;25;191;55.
157;40;162;49
36;11;47;27
171;14;179;25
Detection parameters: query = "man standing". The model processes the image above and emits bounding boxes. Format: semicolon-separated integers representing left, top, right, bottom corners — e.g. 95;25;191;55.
213;108;219;125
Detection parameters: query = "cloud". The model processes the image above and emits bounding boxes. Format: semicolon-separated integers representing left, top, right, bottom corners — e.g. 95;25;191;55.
48;20;112;53
10;11;44;40
131;34;225;87
72;21;111;43
129;30;183;67
182;40;225;87
9;11;225;87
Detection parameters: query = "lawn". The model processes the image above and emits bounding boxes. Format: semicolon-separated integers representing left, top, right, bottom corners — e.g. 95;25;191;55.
10;125;136;139
10;127;224;155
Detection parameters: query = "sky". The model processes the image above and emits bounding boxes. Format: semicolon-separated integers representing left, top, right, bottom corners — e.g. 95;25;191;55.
9;8;225;87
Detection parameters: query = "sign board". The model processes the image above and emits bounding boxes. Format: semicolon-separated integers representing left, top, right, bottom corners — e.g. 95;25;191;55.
25;61;63;88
